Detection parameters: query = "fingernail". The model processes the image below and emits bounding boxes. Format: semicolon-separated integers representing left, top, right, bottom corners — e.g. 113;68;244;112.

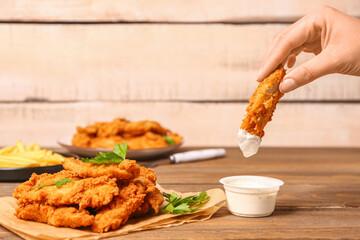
257;69;263;81
280;78;297;93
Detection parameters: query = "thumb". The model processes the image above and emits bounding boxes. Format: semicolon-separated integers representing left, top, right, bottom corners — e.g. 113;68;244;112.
280;53;332;93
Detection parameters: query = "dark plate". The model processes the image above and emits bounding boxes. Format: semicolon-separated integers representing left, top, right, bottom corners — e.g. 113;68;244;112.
0;152;79;182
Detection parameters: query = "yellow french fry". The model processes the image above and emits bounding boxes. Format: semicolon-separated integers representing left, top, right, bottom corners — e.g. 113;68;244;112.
38;160;61;166
33;144;41;151
5;151;45;159
0;146;16;154
25;142;36;151
16;140;25;152
0;162;25;168
0;155;38;164
0;141;65;167
52;153;66;161
43;157;62;163
0;156;38;168
46;150;53;156
11;147;18;154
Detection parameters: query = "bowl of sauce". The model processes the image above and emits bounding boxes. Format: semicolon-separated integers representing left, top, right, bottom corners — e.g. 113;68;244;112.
219;175;284;217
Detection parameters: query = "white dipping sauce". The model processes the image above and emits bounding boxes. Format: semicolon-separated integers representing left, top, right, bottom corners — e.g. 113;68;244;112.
237;129;261;158
219;176;284;217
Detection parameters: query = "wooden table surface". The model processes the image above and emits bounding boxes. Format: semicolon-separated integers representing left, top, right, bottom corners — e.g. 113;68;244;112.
1;147;360;239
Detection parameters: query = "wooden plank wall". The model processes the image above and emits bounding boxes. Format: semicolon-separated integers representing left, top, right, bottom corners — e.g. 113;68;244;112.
0;0;359;148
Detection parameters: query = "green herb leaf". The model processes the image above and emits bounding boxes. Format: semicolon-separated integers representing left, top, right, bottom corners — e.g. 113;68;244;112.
162;135;175;146
82;143;128;164
32;178;73;190
31;184;52;189
169;192;179;202
161;191;210;214
173;203;192;214
54;178;73;188
114;143;128;160
164;203;175;213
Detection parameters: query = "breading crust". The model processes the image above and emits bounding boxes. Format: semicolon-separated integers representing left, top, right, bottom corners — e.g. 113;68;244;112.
240;66;286;138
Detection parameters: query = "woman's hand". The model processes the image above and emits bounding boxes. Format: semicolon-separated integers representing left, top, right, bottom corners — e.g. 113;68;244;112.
257;5;360;93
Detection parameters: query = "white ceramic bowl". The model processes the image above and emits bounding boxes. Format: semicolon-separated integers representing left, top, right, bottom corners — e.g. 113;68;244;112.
219;175;284;217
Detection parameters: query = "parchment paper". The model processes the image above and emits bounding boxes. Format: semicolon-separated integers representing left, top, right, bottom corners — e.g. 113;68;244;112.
0;186;226;240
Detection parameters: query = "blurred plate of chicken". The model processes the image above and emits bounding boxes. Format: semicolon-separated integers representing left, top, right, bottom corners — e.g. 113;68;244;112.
58;119;183;159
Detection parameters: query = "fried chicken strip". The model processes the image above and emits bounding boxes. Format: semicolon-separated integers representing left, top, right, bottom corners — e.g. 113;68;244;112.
15;203;94;228
132;166;157;192
97;118;129;137
132;187;164;218
241;66;285;137
13;171;119;210
62;158;140;180
124;132;167;149
128;166;164;217
238;66;286;157
123;120;169;136
90;136;124;149
92;181;147;233
92;166;162;233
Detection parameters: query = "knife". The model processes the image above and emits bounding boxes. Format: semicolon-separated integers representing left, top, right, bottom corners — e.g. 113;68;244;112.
138;148;226;168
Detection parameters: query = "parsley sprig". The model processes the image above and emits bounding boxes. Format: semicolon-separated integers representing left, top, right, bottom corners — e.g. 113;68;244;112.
82;143;128;164
32;178;73;189
162;191;210;214
162;135;175;146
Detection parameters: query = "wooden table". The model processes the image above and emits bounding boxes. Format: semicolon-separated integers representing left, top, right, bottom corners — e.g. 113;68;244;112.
1;147;360;239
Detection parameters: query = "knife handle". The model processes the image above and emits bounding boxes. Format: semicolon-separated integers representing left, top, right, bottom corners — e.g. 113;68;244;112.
170;148;226;164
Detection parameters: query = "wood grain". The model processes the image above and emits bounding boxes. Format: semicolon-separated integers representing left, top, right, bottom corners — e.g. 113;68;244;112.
155;148;360;185
1;209;359;240
1;147;359;239
0;102;359;147
0;24;359;102
0;0;359;22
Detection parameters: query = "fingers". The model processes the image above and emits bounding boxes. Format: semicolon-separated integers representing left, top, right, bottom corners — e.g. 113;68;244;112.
257;16;320;82
287;54;297;68
279;53;331;93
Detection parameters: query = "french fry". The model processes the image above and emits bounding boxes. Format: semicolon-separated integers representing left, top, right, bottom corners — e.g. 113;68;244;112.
52;153;65;160
0;141;66;168
0;156;38;168
25;142;36;151
0;146;15;154
16;140;25;152
0;155;38;163
33;144;41;151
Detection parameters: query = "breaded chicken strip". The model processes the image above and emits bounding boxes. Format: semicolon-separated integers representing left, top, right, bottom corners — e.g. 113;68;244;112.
92;181;147;233
72;132;92;148
15;203;94;228
97;118;129;137
124;120;169;136
240;66;286;138
92;166;162;233
90;136;124;149
132;187;164;218
62;158;140;180
124;132;168;150
132;166;157;193
13;171;119;210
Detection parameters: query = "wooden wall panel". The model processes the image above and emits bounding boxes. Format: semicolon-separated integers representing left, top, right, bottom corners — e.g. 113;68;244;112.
0;24;359;102
0;102;359;148
0;2;359;149
0;0;359;22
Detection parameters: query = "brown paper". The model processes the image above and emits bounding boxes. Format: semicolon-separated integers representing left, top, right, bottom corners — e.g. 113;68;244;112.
0;187;226;240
